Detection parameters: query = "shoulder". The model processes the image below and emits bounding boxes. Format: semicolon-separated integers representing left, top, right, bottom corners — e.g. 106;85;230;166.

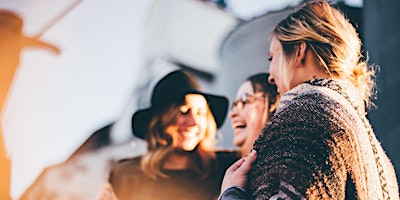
275;84;344;124
110;156;142;179
116;156;141;167
109;156;149;198
255;83;348;158
264;86;348;145
278;79;362;117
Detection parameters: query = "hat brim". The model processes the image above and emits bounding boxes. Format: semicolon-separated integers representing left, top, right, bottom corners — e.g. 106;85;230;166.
200;92;229;128
131;107;153;139
131;92;228;139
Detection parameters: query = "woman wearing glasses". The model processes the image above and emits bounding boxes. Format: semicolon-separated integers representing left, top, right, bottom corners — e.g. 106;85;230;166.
230;73;279;157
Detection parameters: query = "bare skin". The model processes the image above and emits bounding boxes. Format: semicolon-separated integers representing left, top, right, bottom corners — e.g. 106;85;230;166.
220;150;257;193
230;81;268;156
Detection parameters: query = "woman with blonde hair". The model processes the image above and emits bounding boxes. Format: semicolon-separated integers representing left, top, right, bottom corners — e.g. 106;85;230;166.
220;1;399;199
109;70;239;200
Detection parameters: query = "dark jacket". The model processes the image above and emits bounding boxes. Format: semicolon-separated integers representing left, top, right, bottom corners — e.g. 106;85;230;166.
110;151;239;200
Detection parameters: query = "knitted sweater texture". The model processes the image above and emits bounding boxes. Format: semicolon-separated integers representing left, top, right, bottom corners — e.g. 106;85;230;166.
249;79;399;199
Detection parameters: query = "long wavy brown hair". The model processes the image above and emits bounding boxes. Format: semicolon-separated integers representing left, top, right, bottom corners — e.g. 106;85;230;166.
140;96;217;180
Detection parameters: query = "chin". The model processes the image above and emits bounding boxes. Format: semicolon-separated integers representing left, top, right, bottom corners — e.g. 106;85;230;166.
183;147;196;152
180;143;198;151
239;146;252;156
233;140;243;147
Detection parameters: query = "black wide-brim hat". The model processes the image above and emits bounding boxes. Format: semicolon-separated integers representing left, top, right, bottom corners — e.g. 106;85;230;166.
132;70;228;139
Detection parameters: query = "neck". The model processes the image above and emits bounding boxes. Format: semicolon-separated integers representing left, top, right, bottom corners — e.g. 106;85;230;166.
293;51;333;87
163;150;193;170
308;68;332;80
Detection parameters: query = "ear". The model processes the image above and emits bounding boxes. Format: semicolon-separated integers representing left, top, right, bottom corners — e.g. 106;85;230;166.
296;41;307;67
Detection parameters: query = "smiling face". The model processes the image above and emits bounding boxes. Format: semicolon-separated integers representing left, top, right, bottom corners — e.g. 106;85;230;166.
229;81;267;156
165;94;209;151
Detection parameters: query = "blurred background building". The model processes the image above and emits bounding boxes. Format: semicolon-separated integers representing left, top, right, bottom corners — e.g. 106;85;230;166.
363;0;400;191
0;0;398;199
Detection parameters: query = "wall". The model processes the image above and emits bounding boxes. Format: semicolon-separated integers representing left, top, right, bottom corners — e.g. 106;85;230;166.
363;0;400;183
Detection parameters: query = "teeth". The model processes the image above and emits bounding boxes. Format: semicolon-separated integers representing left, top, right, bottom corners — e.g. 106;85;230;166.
232;120;246;129
235;124;246;129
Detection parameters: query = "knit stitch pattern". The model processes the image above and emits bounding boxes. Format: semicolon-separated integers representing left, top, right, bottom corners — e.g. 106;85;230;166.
249;79;399;199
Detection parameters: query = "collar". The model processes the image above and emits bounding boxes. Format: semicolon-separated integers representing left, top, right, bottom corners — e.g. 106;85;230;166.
278;78;366;116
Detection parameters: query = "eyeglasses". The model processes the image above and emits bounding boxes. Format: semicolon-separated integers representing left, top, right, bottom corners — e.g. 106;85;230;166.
231;93;265;111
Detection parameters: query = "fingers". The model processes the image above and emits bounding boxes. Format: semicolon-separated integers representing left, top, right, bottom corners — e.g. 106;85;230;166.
240;149;257;172
220;150;257;193
236;150;257;174
226;157;246;173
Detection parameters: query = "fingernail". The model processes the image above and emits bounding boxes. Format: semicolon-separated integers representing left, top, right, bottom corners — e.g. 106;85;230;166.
250;149;257;156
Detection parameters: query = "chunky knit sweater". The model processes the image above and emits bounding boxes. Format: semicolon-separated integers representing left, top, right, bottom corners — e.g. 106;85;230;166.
249;79;399;199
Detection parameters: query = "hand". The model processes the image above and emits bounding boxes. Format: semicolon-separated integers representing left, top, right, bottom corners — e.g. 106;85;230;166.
221;149;257;193
95;182;118;200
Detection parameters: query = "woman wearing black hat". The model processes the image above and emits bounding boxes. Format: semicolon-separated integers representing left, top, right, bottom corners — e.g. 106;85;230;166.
107;70;239;200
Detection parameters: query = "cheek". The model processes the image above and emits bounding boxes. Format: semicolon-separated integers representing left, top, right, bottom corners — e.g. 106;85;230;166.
246;107;265;130
248;112;264;132
165;125;178;139
269;60;279;78
196;117;208;133
173;115;184;127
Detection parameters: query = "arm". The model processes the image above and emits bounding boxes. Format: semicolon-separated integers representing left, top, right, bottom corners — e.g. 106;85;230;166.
249;93;348;199
219;186;248;200
219;150;257;200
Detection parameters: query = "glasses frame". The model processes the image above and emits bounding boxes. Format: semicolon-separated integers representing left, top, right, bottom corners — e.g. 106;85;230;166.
231;92;265;111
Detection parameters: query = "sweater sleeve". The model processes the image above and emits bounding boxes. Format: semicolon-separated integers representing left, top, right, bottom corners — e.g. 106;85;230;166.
249;92;349;199
218;186;249;200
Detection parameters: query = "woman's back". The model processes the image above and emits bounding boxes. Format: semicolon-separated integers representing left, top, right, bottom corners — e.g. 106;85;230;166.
249;79;398;199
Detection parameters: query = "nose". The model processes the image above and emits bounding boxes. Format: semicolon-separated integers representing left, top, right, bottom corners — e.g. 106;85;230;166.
185;111;197;127
229;108;239;119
